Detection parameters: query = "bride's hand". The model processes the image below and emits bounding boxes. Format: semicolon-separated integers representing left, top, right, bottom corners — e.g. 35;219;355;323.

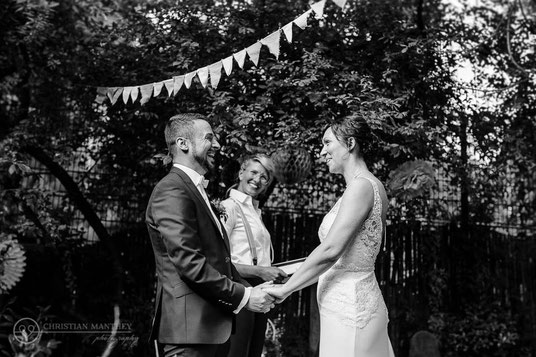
262;284;290;304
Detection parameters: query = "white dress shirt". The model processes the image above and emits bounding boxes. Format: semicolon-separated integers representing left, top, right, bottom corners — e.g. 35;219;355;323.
173;164;223;236
173;164;250;313
221;189;273;267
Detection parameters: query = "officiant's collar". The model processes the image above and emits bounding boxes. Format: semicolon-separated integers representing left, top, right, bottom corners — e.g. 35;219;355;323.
229;188;259;209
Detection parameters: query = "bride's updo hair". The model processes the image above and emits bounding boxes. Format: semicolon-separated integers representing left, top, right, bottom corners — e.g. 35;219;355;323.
330;114;372;158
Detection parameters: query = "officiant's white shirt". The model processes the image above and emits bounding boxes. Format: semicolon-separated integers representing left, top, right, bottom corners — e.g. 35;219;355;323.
221;189;272;267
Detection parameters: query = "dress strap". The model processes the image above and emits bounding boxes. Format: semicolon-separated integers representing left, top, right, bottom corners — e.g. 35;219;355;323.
356;177;380;208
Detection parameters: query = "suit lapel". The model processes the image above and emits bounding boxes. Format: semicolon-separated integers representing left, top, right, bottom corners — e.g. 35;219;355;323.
171;167;231;253
209;201;231;252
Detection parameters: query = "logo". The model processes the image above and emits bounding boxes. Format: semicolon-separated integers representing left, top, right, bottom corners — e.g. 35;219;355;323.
13;318;41;345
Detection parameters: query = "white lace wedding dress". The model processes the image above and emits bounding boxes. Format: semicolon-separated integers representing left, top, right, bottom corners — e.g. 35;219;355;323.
317;177;395;357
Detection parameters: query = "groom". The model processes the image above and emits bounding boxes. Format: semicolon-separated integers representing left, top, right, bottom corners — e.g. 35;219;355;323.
146;113;275;357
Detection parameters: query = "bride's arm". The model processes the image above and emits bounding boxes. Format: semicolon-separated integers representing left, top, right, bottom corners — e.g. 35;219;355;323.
271;179;374;299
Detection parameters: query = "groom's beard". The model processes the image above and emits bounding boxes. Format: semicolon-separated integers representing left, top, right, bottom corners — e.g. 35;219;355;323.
192;144;213;171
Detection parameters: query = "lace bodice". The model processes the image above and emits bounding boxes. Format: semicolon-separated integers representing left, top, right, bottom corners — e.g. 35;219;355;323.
317;176;387;328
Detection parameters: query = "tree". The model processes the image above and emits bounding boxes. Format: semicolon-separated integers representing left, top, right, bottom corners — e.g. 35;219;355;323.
1;0;534;355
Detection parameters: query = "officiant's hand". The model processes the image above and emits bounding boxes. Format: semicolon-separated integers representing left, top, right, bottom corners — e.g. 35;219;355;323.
262;284;291;304
257;266;288;283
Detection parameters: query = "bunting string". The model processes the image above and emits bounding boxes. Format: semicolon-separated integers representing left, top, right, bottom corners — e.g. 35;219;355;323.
96;0;347;106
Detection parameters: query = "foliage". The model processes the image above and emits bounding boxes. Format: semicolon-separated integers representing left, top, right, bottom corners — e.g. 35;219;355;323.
428;304;520;357
0;302;60;357
387;160;436;201
0;0;535;355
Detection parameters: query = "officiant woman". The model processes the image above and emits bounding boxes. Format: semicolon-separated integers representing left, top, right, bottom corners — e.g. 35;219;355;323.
219;154;287;357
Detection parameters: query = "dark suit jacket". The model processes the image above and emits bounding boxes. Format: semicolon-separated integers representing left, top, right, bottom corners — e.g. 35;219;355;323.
146;166;247;344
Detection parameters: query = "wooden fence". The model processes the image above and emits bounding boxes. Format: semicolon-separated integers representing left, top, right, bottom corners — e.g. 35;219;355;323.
17;161;536;356
262;209;536;357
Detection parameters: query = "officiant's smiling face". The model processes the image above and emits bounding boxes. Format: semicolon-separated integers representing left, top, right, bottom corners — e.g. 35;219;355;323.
320;127;348;174
238;161;270;198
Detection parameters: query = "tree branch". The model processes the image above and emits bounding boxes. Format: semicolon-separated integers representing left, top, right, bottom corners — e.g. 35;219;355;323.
23;145;124;303
506;5;530;77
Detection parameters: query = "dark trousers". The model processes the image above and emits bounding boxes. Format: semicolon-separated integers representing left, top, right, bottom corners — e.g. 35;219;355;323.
160;342;229;357
226;309;269;357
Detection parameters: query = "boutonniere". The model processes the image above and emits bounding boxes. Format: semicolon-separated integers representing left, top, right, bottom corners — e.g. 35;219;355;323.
210;198;228;222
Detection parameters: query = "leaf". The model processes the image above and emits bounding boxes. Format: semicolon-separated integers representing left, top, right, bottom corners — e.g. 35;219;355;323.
15;163;31;173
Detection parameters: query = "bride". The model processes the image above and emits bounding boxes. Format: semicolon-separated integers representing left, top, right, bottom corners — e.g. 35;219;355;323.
263;115;395;357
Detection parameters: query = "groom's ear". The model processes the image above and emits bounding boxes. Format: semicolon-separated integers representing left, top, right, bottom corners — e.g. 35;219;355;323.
176;137;189;152
347;137;357;152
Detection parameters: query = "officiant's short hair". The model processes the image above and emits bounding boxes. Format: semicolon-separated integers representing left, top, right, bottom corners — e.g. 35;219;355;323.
240;154;275;184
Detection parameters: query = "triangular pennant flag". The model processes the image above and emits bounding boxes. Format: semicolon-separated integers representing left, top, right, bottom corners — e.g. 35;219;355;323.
122;86;133;104
261;30;281;59
173;75;184;95
105;87;118;103
294;9;312;29
282;22;294;43
331;0;347;8
208;61;223;89
153;82;164;97
184;71;196;89
222;56;233;76
110;87;123;105
234;49;247;69
95;87;107;105
197;66;209;88
163;79;174;97
246;41;262;67
140;83;154;105
311;0;326;19
130;86;140;103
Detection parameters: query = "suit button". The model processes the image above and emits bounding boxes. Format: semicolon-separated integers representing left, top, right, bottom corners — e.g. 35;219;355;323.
225;257;230;263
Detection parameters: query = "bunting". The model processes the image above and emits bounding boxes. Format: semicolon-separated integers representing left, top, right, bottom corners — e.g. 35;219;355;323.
261;30;281;59
107;87;122;105
222;56;234;76
294;10;312;30
332;0;348;9
184;71;196;89
234;49;247;69
122;87;132;104
97;0;346;105
163;79;174;97
130;87;139;103
246;42;262;67
139;84;153;105
282;23;294;43
209;62;223;89
173;76;184;95
197;66;209;88
311;0;327;19
153;82;163;97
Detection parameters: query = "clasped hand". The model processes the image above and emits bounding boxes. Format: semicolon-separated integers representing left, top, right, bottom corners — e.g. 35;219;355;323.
261;282;289;304
246;282;276;313
245;281;290;313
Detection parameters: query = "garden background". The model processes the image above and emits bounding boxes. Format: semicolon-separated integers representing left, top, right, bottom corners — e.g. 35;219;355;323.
0;0;535;356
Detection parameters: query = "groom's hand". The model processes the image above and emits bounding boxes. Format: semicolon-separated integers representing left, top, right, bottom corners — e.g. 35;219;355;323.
262;284;289;304
246;285;275;313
